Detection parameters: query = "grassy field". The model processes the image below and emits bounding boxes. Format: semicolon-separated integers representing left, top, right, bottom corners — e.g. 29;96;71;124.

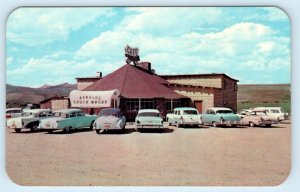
237;84;291;113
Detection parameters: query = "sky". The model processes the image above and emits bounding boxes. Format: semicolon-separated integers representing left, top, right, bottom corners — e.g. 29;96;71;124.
6;7;291;87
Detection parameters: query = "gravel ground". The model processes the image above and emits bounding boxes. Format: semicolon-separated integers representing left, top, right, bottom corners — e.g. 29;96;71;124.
6;121;290;186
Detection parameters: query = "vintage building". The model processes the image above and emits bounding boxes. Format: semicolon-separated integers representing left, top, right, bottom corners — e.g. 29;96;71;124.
73;62;238;120
160;74;239;112
40;95;70;110
80;63;189;121
76;72;102;91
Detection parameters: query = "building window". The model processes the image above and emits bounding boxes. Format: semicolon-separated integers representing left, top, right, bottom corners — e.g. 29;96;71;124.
165;99;181;110
125;99;139;111
141;99;155;109
125;99;155;110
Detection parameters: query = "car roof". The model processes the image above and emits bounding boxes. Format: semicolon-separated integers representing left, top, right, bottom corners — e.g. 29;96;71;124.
23;109;51;113
138;109;159;113
53;108;81;113
174;107;198;111
208;107;233;111
6;108;22;111
100;108;120;113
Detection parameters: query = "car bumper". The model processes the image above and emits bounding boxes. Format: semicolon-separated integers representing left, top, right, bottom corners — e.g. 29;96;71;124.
259;120;278;125
136;124;164;129
218;120;241;126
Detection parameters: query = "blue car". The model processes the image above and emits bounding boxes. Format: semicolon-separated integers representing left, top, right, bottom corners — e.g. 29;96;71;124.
201;107;240;127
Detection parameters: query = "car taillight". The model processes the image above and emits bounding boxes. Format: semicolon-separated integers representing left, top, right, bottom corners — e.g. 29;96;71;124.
6;114;11;119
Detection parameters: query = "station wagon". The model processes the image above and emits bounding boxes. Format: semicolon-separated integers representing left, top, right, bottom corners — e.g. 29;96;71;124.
166;107;201;127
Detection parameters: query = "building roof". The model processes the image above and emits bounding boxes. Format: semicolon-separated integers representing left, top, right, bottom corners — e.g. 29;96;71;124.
84;64;186;99
40;95;69;104
76;77;102;80
160;73;239;82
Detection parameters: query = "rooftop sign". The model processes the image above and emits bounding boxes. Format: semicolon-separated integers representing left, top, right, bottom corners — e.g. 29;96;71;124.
125;44;140;65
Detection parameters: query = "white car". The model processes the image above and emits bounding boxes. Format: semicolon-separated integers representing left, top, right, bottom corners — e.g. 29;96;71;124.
7;109;52;133
93;108;126;134
166;107;202;127
6;108;23;119
253;107;289;121
135;109;164;130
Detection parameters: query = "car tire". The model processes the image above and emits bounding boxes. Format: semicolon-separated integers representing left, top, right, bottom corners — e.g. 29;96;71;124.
63;126;71;133
265;124;271;128
96;129;101;134
14;128;21;133
90;121;94;130
249;122;255;127
30;124;38;132
212;122;217;128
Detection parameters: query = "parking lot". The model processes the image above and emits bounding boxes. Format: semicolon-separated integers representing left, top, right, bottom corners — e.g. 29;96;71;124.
6;121;290;186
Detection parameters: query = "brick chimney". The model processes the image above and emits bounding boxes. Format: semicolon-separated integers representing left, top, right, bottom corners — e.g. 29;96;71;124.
96;71;102;78
137;62;151;71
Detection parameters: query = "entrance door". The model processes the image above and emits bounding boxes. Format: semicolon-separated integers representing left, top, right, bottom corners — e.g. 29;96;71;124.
194;101;203;114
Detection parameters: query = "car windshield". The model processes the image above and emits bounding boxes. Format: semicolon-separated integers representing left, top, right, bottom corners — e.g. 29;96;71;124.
183;110;198;115
99;110;118;117
216;110;233;114
138;112;159;117
21;112;32;117
52;112;69;118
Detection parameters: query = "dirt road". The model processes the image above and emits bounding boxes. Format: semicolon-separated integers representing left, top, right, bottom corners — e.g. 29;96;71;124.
6;122;290;186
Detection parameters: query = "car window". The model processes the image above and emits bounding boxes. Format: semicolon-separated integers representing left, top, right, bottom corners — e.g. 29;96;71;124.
216;110;233;114
70;112;76;117
183;110;198;115
76;111;84;116
138;112;159;117
38;112;48;117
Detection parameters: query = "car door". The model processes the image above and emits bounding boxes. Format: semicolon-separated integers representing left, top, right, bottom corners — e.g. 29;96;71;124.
76;111;88;128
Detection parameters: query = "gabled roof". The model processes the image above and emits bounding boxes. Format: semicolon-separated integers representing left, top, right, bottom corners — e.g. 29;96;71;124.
84;64;185;99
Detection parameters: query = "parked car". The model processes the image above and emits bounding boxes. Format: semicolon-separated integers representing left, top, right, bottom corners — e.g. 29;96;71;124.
241;109;278;127
135;109;164;130
201;107;241;127
238;109;253;119
166;107;201;127
39;109;97;133
7;109;52;133
6;108;23;119
93;108;126;134
253;107;289;121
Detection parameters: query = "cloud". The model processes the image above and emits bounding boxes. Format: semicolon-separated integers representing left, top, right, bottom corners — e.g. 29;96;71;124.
119;7;222;36
7;8;115;46
6;57;13;66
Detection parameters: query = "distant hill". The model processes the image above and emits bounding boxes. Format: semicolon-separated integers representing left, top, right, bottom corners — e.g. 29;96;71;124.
6;83;76;107
237;84;291;113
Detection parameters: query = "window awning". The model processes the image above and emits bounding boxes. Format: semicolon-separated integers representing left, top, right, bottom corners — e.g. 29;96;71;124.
70;89;120;108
